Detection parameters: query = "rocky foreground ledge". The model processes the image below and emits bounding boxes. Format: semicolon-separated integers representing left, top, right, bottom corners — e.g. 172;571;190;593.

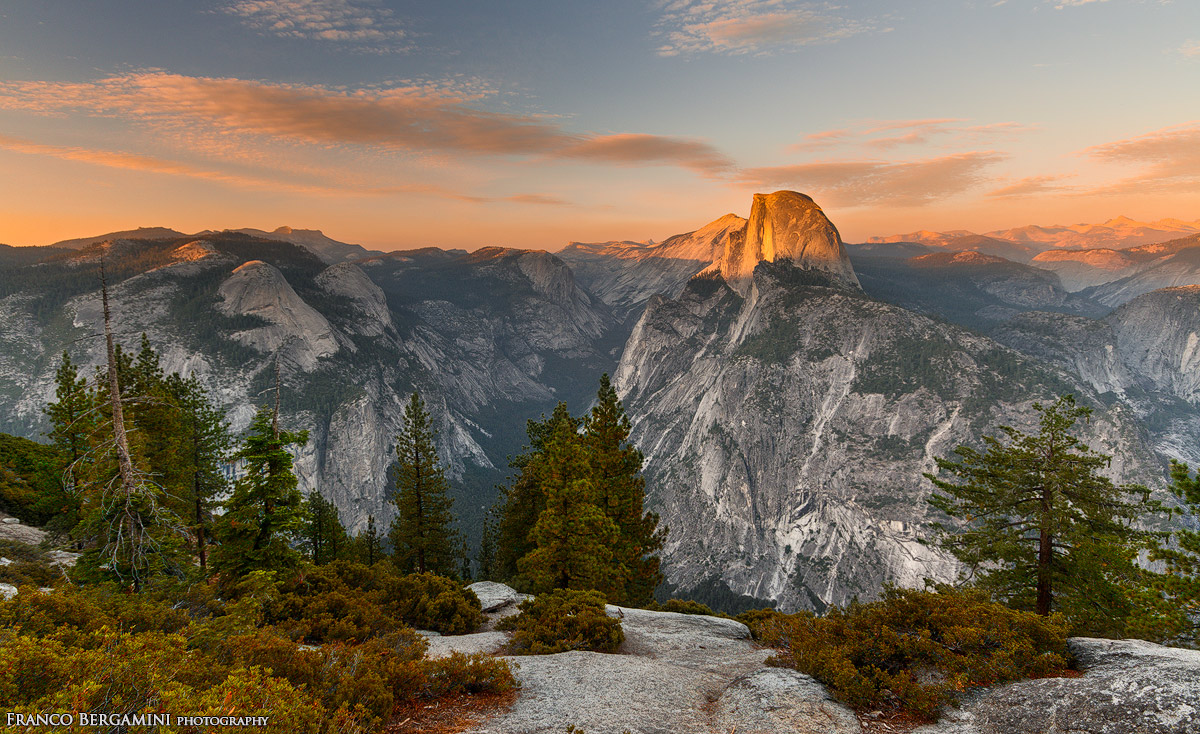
433;583;1199;734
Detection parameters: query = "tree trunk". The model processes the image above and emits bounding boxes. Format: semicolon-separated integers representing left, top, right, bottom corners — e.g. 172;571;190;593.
100;257;142;588
1037;483;1053;616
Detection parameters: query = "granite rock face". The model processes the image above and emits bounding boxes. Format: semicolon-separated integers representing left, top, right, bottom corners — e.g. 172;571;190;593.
217;259;340;371
614;259;1159;612
468;580;530;612
560;213;746;321
714;668;862;734
912;638;1200;734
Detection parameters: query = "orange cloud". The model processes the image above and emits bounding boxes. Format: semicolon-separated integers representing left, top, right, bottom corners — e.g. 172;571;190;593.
1082;121;1200;194
986;175;1075;198
558;133;734;175
742;151;1006;207
0;133;570;206
0;72;732;174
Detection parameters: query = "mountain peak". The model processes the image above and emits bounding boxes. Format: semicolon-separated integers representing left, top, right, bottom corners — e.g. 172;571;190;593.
716;191;859;294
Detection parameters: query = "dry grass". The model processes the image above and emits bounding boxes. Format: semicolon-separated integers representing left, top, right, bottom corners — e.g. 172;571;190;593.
386;689;518;734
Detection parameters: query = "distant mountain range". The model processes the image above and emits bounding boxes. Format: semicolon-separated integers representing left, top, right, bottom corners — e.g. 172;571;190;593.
2;198;1198;612
867;216;1200;261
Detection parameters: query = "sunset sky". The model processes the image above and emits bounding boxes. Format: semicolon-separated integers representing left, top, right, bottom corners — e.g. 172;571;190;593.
1;0;1197;250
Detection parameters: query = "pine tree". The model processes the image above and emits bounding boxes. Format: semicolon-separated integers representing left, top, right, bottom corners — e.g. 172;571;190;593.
388;392;460;576
75;261;187;588
926;395;1163;636
518;417;619;594
475;512;498;581
494;402;579;583
354;514;383;566
164;373;231;571
583;373;664;606
305;490;348;565
1155;462;1200;643
44;352;94;537
212;405;308;577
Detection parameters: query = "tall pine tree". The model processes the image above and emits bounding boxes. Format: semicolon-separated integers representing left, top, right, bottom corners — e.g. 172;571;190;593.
1155;462;1200;644
927;395;1163;636
518;416;619;594
305;490;348;565
388;392;460;576
44;352;94;538
494;402;579;583
164;373;231;571
584;374;664;606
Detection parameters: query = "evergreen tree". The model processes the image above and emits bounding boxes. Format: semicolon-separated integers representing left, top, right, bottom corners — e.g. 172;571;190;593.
44;352;94;537
926;395;1163;636
518;417;619;594
388;392;460;576
494;402;579;583
1155;462;1200;643
353;514;383;566
304;490;348;565
212;405;308;577
75;264;187;589
475;512;497;581
164;373;231;571
583;373;664;606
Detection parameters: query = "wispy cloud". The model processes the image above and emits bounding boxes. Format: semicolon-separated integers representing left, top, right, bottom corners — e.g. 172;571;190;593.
1053;0;1108;7
653;0;879;57
1081;121;1200;194
986;175;1075;198
0;72;732;175
791;119;1031;153
0;132;573;206
223;0;410;52
0;132;338;195
741;151;1006;207
1181;40;1200;58
558;133;734;175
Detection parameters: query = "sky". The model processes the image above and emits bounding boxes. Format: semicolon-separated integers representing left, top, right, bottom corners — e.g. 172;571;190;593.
0;0;1197;250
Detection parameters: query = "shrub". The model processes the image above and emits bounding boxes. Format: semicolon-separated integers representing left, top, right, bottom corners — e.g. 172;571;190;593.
736;608;791;645
763;586;1071;721
270;562;482;642
423;651;519;697
656;599;725;617
0;561;59;588
509;589;623;655
0;579;515;734
383;571;483;635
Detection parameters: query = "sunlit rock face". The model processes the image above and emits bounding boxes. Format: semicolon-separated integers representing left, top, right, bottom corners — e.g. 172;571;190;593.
716;191;860;296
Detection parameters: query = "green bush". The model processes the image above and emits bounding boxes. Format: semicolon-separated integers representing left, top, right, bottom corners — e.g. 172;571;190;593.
763;587;1071;720
423;651;519;697
269;562;483;641
382;571;483;635
0;561;59;588
509;589;624;655
655;598;726;617
736;608;791;644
